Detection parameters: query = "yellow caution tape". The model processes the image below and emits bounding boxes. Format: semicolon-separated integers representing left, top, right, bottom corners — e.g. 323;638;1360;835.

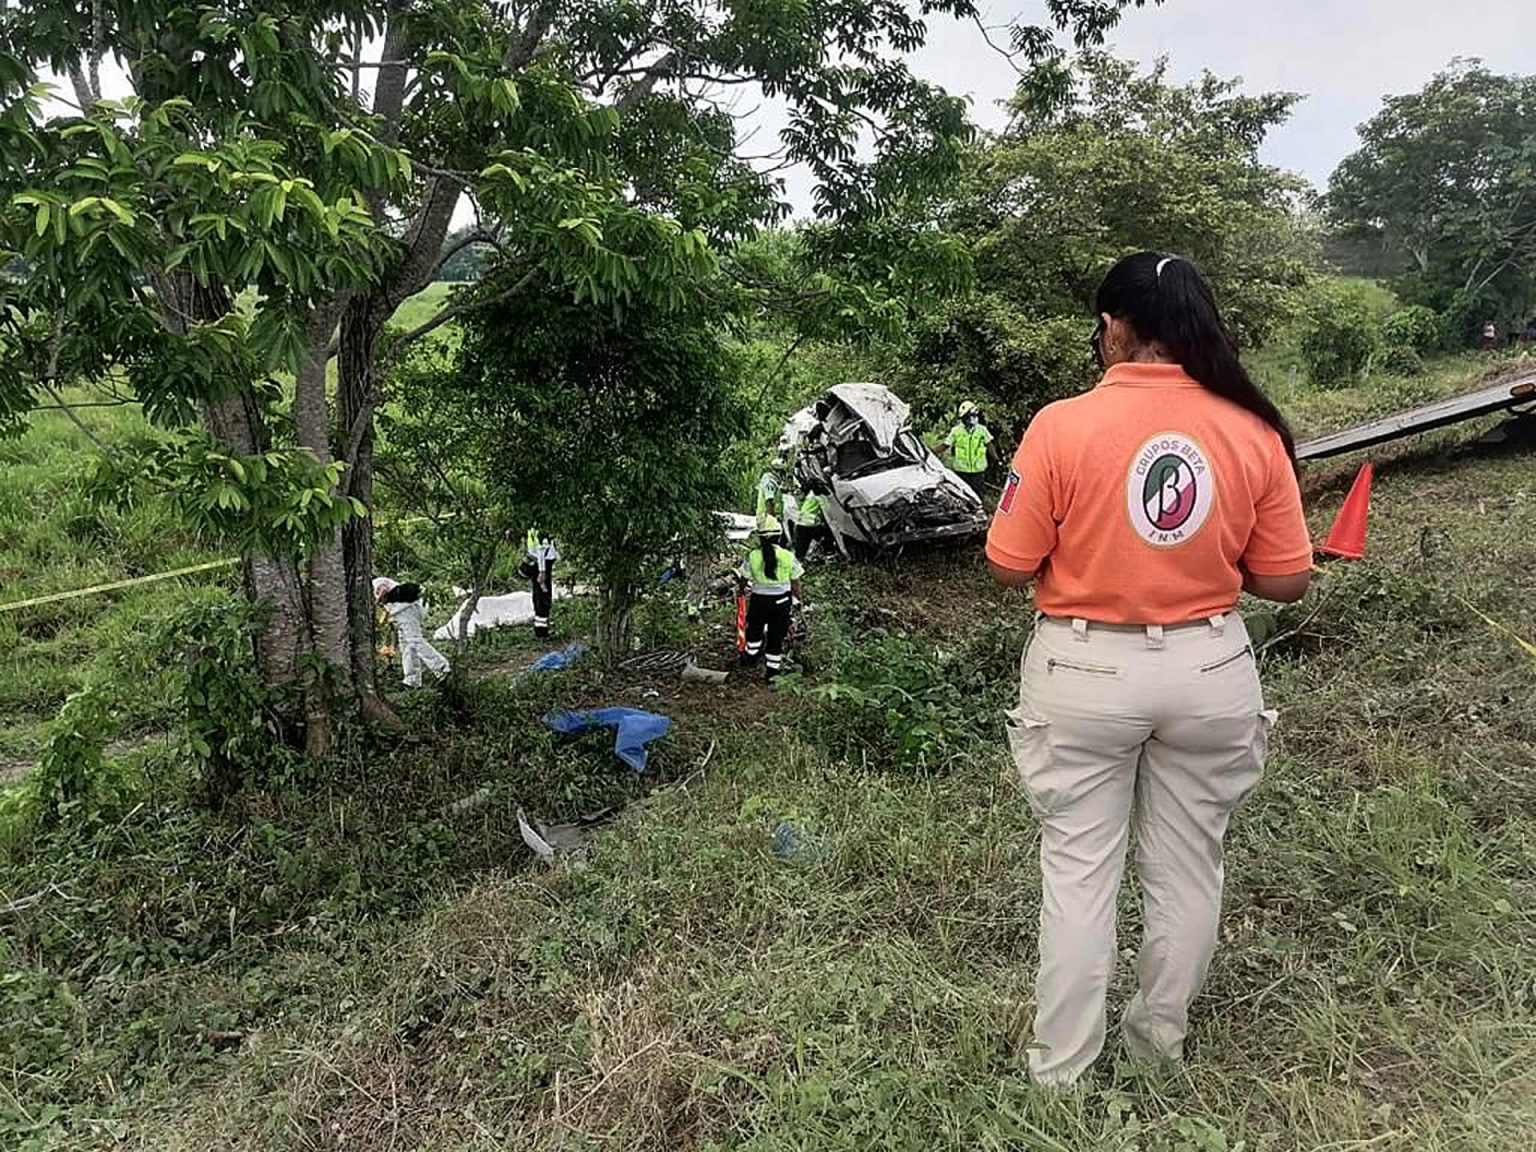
0;558;239;614
0;511;445;617
1455;594;1536;659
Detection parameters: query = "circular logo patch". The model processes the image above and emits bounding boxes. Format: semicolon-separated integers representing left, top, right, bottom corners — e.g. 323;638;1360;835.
1125;433;1215;547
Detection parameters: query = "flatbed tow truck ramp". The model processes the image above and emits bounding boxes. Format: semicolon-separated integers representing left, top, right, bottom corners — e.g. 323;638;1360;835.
1296;372;1536;462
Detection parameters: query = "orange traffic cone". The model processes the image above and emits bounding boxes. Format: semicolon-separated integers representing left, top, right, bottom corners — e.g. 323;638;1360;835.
1319;462;1373;560
735;594;748;652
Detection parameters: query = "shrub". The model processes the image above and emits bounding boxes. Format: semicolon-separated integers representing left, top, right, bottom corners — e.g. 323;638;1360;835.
1381;304;1442;355
1299;282;1380;389
790;622;1024;772
1379;344;1426;376
901;295;1096;434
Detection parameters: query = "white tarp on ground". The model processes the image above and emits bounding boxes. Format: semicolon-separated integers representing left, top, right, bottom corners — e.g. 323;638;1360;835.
434;587;586;641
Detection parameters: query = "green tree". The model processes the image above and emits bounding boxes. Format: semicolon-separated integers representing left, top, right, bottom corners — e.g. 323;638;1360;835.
907;53;1314;431
1328;61;1536;341
1298;280;1380;389
0;1;1160;771
453;275;748;657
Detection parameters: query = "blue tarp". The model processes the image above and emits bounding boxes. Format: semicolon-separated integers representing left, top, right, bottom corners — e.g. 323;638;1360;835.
543;707;672;772
528;642;588;673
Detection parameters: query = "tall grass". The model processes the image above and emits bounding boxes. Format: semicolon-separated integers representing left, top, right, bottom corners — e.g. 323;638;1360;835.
2;308;1534;1150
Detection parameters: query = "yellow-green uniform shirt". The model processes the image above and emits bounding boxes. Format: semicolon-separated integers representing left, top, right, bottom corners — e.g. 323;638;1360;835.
737;545;804;595
946;423;993;473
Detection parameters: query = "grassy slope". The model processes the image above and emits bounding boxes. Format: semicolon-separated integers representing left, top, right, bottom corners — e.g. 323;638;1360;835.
4;343;1535;1149
0;283;453;775
0;399;230;771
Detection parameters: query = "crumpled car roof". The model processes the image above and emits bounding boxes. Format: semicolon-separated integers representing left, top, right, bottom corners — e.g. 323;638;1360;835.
827;383;911;454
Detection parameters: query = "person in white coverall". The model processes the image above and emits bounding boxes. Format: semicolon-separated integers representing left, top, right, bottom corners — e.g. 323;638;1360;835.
373;576;450;687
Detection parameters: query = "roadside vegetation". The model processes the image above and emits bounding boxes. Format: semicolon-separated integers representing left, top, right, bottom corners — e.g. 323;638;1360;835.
4;334;1533;1149
3;6;1535;1150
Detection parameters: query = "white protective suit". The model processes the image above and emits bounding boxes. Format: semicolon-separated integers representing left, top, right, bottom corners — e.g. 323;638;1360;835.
384;599;450;687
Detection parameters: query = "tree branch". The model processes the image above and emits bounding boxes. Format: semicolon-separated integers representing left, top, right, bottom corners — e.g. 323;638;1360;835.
428;229;501;282
505;0;559;71
66;63;98;115
617;51;677;113
392;267;538;350
374;2;412;147
40;382;122;461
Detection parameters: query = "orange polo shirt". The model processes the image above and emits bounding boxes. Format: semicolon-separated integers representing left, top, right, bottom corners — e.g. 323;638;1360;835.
986;362;1310;625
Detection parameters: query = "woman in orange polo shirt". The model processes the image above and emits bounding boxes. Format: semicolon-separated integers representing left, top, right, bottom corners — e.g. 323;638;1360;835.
987;252;1312;1086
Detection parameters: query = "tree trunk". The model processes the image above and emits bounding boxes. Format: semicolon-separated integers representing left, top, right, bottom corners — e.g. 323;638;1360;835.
335;174;459;719
339;296;387;697
293;313;352;757
202;388;309;687
597;583;637;662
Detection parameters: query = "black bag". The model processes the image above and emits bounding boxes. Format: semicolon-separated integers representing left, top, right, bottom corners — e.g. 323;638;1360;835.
380;581;422;605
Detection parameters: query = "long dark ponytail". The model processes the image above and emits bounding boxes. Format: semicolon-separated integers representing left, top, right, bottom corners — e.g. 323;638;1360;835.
1095;252;1296;461
758;533;778;580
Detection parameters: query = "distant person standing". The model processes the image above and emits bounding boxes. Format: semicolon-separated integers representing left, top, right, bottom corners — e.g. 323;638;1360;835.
524;528;559;639
374;577;451;688
737;515;804;679
1480;321;1498;350
792;487;831;559
941;400;995;497
987;252;1312;1086
756;451;787;522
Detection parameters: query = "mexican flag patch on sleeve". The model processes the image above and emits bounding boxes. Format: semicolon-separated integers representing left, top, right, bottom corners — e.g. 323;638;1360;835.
998;469;1021;514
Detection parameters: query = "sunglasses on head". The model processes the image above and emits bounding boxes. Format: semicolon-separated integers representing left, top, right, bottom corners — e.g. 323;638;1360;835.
1089;317;1106;369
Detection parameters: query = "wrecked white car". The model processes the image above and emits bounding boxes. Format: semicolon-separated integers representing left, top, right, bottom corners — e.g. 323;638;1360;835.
787;383;989;554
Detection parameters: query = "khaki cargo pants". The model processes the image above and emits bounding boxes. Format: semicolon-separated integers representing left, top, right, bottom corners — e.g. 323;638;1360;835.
1007;614;1275;1085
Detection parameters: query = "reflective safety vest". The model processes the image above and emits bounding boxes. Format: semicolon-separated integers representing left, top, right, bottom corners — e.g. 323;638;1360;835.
949;424;991;473
741;545;800;595
798;493;824;526
526;528;540;554
756;471;780;519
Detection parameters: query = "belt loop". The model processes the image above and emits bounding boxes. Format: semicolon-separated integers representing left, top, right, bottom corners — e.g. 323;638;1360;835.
1145;623;1165;650
1209;613;1227;636
1071;617;1089;643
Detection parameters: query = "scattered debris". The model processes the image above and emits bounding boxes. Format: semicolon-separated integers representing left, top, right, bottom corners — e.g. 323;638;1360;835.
543;707;673;772
681;661;729;685
434;586;588;641
619;649;690;676
518;805;620;867
771;821;828;862
528;642;588;673
445;785;492;816
1295;372;1536;461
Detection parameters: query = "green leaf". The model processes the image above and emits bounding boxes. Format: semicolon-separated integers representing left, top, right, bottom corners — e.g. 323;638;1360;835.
34;202;50;237
99;197;135;225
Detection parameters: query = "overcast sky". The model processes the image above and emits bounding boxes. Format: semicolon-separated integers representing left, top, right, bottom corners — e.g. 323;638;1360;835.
53;1;1536;226
879;0;1536;202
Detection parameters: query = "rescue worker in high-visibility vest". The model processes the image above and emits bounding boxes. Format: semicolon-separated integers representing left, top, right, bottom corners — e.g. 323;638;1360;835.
736;514;805;679
756;451;789;540
525;527;559;639
942;400;996;497
793;488;830;559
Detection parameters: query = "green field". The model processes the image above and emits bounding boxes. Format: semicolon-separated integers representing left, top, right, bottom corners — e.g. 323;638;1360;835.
3;341;1535;1149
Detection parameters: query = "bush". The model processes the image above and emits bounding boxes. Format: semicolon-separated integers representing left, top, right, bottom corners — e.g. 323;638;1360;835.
901;295;1095;434
1299;282;1380;389
789;623;1023;772
1381;304;1442;355
1379;344;1426;376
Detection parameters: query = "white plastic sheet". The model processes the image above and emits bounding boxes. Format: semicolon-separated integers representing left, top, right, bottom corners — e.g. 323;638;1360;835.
434;587;585;641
